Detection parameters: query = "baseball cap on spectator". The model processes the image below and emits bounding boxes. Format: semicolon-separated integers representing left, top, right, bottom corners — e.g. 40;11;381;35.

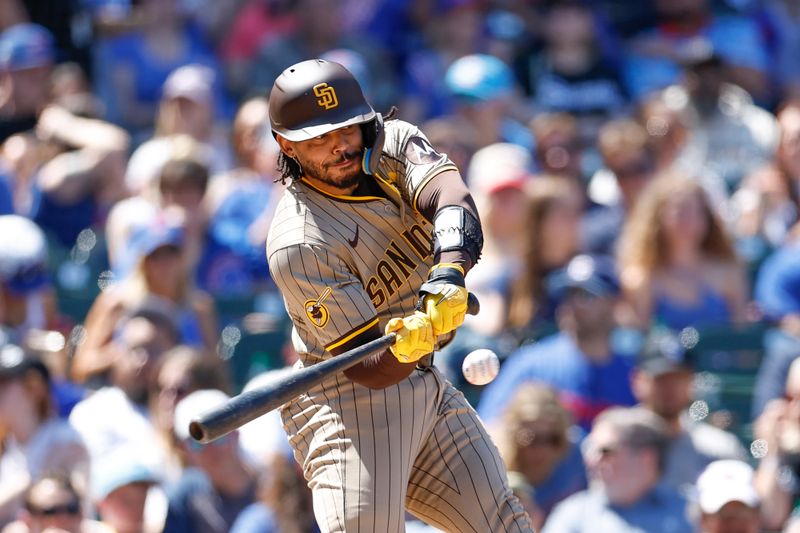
0;215;50;294
91;449;160;501
173;389;230;441
0;343;49;383
129;221;183;260
162;64;215;103
115;220;184;279
546;254;620;301
445;54;515;102
637;327;695;376
0;23;55;71
467;143;533;196
696;460;760;514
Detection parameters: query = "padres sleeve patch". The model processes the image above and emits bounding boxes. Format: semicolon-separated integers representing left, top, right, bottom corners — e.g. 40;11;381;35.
305;287;332;328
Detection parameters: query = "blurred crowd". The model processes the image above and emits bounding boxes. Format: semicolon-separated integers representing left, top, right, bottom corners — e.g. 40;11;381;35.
1;0;800;531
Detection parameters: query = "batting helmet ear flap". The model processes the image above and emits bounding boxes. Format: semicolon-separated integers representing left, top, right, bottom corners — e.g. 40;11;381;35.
361;112;384;176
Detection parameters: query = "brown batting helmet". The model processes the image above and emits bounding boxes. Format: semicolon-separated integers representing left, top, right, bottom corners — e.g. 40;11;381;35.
269;59;377;141
268;59;385;174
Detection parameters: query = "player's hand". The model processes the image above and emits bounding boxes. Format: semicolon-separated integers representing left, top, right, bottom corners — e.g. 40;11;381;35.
385;311;434;363
418;263;469;337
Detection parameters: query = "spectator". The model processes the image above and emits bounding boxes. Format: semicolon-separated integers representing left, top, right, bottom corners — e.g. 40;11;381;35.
488;383;587;528
461;142;534;337
72;218;217;384
90;449;165;533
541;406;695;533
636;89;696;174
124;64;231;196
149;345;232;482
69;304;180;470
504;177;583;339
72;296;180;389
751;233;800;416
0;215;68;346
0;345;89;526
165;389;257;533
202;97;281;297
229;453;318;533
207;0;297;100
2;474;113;533
0;23;55;143
401;0;486;122
753;356;800;530
732;98;800;254
622;0;769;104
617;175;748;331
694;460;761;533
93;0;224;141
583;118;657;255
248;0;398;113
531;112;586;182
514;0;628;143
30;102;130;247
0;132;37;215
631;327;747;495
105;141;202;275
441;54;533;151
479;253;637;431
669;44;779;191
49;62;97;110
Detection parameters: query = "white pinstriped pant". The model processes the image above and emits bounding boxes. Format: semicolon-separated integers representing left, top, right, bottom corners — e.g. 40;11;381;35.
281;366;534;532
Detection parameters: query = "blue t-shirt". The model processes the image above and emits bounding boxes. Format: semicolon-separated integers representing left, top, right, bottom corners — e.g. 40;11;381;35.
0;172;13;215
478;332;637;431
30;186;98;247
229;503;278;533
164;468;256;533
534;438;588;517
755;243;800;321
653;284;732;331
197;181;272;296
94;23;231;131
541;484;696;533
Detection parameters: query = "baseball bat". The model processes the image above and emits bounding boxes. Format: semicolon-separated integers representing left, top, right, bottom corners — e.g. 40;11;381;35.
189;294;480;443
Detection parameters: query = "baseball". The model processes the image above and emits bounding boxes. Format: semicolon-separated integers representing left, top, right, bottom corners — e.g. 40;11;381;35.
462;348;500;386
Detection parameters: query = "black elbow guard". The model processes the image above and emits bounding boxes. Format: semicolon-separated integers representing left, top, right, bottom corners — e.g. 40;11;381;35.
431;205;483;265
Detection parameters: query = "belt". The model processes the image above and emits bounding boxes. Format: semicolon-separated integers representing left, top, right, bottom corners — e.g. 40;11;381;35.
416;353;435;370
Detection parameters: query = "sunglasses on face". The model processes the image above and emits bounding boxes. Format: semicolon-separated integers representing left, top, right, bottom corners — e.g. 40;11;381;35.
27;500;80;517
594;445;620;458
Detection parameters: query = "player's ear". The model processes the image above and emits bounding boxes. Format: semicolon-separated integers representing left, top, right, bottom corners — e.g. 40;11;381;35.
276;135;295;157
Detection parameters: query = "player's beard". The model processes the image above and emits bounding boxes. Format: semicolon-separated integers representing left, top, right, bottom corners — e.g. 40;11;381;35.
302;149;365;190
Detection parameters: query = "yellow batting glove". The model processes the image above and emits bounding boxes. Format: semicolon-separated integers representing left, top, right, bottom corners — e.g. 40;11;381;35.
419;264;469;337
385;311;434;363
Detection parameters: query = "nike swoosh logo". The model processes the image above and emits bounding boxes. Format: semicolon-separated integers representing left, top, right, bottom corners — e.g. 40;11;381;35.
348;226;359;248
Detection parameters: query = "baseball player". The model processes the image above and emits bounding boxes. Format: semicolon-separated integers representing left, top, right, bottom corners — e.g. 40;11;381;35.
266;59;534;532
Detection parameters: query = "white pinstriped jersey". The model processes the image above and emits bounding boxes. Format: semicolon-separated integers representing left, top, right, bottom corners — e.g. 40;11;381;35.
267;119;458;364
